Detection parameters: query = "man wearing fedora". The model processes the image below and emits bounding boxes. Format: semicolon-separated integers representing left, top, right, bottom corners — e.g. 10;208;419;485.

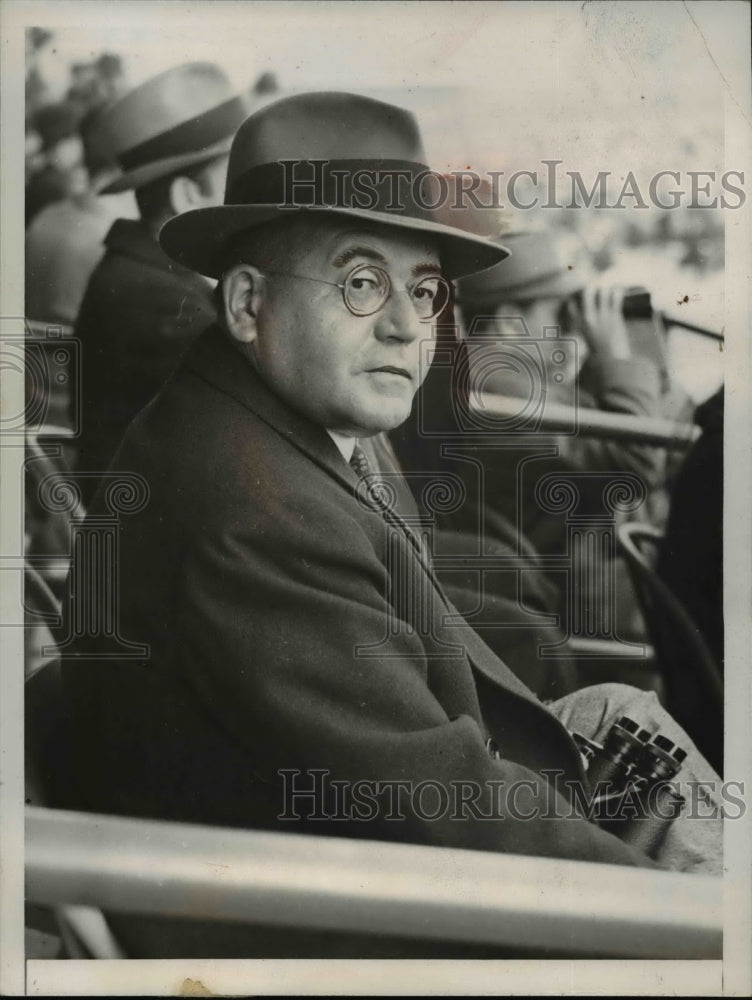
450;228;671;648
61;92;722;955
456;228;667;522
72;62;248;501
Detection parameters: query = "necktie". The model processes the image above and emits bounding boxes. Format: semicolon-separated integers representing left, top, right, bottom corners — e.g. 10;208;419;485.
349;443;391;513
349;442;431;566
349;443;374;483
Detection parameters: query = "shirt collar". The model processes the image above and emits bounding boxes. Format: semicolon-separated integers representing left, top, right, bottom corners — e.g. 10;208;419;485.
326;430;356;462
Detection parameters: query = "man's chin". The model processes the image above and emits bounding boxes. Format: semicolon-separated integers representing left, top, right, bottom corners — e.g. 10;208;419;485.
341;402;412;438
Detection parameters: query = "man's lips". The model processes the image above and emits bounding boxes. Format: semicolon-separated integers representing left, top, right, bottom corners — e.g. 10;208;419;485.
368;365;412;380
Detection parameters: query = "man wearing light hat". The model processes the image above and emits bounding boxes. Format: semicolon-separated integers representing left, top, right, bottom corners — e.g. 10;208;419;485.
457;227;666;465
73;62;248;500
61;93;721;955
455;228;666;556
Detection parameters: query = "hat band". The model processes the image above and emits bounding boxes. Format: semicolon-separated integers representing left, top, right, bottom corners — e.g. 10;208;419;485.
226;159;443;221
119;96;246;173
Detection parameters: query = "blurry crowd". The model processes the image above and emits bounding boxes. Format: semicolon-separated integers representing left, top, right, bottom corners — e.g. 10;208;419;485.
26;29;128;224
24;29;277;325
23;33;724;771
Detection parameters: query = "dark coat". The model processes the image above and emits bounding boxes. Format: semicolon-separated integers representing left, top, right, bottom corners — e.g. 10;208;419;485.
657;386;723;667
655;387;723;769
73;218;215;499
61;324;651;869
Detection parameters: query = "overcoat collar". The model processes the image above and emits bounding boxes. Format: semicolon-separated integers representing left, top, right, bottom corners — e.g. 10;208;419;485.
183;323;376;494
184;324;453;586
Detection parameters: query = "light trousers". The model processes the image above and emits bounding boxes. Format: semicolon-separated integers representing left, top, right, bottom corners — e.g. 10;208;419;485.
548;683;723;875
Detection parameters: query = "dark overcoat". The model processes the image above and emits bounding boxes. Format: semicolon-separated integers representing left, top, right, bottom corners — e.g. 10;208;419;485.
62;324;651;868
73;218;215;498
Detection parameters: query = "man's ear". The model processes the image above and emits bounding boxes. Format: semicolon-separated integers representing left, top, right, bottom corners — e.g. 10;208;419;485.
169;174;205;216
222;264;265;344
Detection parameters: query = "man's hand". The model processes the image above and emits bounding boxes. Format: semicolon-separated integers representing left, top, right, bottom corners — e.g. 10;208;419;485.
576;285;632;361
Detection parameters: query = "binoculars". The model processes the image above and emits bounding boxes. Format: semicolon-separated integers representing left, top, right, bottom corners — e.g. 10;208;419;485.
572;716;687;858
619;286;653;321
568;285;653;321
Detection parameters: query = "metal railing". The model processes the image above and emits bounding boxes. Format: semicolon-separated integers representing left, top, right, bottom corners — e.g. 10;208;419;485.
26;806;722;959
470;393;700;449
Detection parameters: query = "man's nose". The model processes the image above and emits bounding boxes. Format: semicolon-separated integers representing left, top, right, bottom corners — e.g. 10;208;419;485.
373;289;425;343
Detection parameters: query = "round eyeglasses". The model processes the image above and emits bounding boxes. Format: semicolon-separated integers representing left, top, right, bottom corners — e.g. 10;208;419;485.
245;262;452;321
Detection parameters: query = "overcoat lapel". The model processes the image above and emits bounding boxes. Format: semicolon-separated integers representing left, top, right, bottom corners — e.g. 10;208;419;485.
182;326;585;781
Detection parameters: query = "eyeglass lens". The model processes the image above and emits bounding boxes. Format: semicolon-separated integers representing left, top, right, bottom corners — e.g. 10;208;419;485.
344;264;449;319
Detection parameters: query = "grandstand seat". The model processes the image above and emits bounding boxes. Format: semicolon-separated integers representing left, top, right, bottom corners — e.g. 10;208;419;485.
24;561;125;959
616;521;723;770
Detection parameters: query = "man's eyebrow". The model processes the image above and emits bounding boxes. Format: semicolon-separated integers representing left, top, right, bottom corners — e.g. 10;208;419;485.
412;262;443;278
331;245;388;268
332;246;443;278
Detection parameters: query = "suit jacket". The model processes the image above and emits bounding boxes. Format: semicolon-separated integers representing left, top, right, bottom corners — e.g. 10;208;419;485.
73;218;215;501
61;324;651;869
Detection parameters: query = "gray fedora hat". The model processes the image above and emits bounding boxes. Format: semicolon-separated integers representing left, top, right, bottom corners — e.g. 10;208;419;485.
100;62;248;194
159;91;510;280
457;229;595;305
